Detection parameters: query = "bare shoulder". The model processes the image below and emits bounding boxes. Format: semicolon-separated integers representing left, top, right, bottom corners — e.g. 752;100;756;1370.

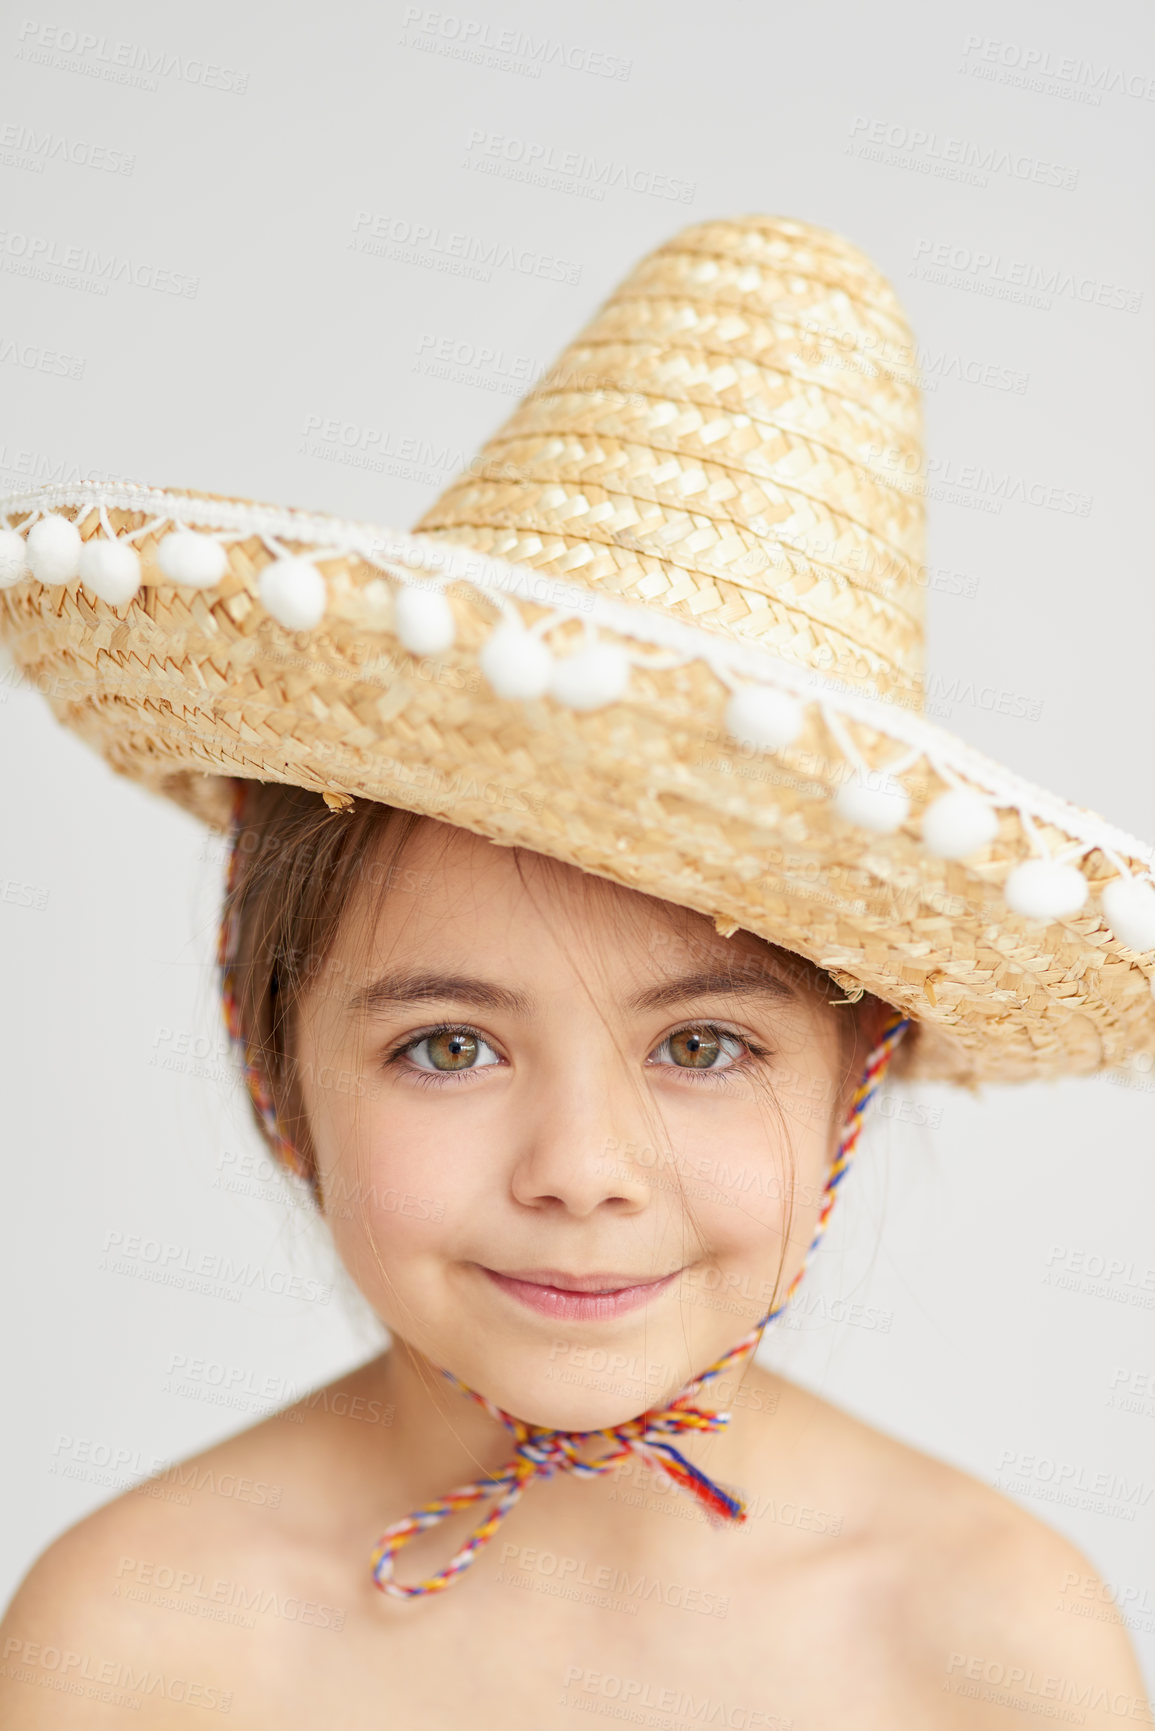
926;1492;1152;1721
0;1358;386;1725
0;1466;246;1725
777;1377;1151;1719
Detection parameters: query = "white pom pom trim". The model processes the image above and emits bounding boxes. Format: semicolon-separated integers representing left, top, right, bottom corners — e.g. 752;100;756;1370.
548;643;631;711
1004;858;1089;921
258;557;327;631
480;620;554;700
27;514;83;583
921;788;999;859
78;538;141;605
394;586;455;656
833;774;910;834
1100;877;1155;954
724;685;803;752
5;485;1155;983
158;529;228;589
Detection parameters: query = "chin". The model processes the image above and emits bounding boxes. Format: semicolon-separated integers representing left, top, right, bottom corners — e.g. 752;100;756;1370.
478;1360;672;1434
510;1383;662;1434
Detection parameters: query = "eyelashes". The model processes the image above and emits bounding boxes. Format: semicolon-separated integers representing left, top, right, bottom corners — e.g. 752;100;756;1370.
382;1022;774;1091
385;1025;501;1091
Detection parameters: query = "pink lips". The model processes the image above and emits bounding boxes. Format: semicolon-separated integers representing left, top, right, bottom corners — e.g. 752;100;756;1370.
479;1265;682;1321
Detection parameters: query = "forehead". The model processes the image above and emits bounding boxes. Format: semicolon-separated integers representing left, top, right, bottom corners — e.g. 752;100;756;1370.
328;814;825;1009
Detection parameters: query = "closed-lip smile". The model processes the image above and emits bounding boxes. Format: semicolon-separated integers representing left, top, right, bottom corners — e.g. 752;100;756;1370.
477;1264;683;1321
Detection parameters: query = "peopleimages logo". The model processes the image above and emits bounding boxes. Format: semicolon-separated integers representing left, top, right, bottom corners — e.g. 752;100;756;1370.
559;1668;791;1727
349;210;582;285
910;238;1142;313
14;19;249;93
0;228;199;297
399;8;632;80
99;1231;333;1305
993;1448;1153;1523
959;35;1155;103
944;1651;1153;1724
462;130;696;204
496;1543;730;1617
847;116;1078;189
0;121;135;175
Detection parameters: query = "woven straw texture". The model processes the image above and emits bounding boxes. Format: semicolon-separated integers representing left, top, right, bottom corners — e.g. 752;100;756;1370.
2;215;1153;1089
414;216;927;712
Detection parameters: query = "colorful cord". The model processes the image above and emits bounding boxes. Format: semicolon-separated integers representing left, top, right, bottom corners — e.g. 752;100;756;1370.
215;779;910;1602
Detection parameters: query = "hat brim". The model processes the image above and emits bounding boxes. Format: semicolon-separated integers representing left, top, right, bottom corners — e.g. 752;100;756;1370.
3;479;1154;1089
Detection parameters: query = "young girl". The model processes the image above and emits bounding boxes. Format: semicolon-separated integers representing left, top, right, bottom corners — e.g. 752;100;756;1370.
1;214;1151;1724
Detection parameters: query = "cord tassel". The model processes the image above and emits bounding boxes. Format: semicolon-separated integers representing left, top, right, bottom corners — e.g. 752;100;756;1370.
635;1439;746;1524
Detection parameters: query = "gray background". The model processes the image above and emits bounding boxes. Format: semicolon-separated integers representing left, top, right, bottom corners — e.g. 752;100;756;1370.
2;0;1154;1676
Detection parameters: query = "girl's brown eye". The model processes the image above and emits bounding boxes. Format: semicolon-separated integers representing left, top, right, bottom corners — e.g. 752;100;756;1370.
652;1026;756;1076
398;1026;502;1078
668;1026;723;1069
424;1029;480;1071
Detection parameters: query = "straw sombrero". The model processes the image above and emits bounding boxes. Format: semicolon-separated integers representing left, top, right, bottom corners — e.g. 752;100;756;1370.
2;214;1154;1090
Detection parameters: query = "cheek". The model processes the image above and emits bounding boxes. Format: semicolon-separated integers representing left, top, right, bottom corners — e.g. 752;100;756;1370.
673;1121;834;1334
664;1081;835;1257
324;1190;449;1318
308;1076;495;1292
318;1121;463;1325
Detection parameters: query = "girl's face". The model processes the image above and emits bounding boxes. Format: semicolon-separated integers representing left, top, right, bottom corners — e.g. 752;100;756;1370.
295;818;881;1430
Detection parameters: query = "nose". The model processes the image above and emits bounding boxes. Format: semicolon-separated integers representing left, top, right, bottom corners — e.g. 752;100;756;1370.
507;1046;663;1218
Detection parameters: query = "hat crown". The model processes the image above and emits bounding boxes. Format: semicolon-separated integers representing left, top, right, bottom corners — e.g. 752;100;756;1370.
414;215;925;709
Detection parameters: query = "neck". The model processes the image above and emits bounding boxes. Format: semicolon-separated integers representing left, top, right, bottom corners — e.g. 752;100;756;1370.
377;1339;532;1489
362;1334;791;1560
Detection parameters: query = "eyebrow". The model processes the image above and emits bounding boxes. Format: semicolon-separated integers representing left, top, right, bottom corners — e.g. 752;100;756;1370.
347;972;533;1018
345;966;797;1020
630;968;797;1013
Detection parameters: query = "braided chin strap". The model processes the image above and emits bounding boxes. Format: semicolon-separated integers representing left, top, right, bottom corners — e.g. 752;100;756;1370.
214;780;910;1602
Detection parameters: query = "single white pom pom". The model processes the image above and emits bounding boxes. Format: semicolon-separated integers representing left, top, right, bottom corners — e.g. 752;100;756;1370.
158;529;228;588
1003;858;1088;921
548;643;631;711
833;774;910;834
1100;877;1155;953
258;557;327;630
78;538;141;605
394;585;455;655
27;514;83;583
480;620;554;700
0;529;29;587
724;685;803;752
921;788;1000;859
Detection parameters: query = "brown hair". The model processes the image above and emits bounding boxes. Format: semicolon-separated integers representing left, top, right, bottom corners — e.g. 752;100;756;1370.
221;779;897;1199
